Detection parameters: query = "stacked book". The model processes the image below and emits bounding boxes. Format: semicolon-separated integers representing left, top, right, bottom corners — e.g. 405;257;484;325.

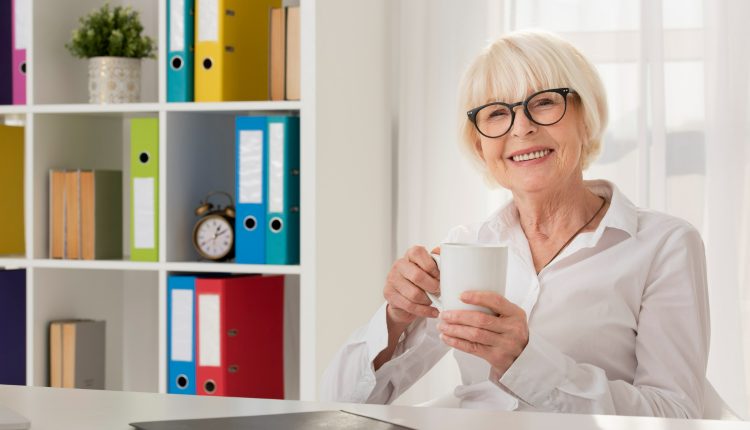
49;320;106;389
49;170;122;260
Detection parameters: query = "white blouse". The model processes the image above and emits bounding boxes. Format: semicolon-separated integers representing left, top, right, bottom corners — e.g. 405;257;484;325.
320;180;710;418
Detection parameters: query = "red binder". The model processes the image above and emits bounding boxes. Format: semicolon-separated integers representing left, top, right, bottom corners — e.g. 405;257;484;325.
195;275;285;398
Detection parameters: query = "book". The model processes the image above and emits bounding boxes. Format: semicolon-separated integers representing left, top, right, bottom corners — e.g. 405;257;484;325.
80;170;123;260
269;7;286;101
285;6;300;100
49;320;106;389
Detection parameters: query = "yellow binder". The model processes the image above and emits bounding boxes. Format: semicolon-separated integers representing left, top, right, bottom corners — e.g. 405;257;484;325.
0;125;24;256
194;0;281;102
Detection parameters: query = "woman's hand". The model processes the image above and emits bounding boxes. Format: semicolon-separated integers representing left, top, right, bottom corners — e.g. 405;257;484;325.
436;291;529;376
383;246;441;330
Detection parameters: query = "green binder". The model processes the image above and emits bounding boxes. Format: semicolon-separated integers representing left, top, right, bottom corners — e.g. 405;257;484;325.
130;118;159;261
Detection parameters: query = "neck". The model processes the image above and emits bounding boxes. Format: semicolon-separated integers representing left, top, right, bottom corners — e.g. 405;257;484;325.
513;175;601;243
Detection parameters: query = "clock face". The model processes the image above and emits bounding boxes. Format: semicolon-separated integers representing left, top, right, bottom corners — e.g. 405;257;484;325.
194;215;234;260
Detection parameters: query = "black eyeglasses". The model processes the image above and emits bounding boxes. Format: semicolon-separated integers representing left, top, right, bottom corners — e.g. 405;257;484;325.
467;88;576;138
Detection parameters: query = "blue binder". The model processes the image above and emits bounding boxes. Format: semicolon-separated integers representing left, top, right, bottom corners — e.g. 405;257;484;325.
266;116;300;265
167;275;196;394
235;116;268;264
0;269;25;385
166;0;194;102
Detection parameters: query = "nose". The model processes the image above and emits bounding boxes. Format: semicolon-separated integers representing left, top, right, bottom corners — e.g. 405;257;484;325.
510;106;537;138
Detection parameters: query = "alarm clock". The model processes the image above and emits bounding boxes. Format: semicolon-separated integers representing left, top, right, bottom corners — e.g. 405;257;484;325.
192;191;236;261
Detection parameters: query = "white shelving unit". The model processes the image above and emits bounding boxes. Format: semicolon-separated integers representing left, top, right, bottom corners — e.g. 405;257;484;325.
0;0;394;402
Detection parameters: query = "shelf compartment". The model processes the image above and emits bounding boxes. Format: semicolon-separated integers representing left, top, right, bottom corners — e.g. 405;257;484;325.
32;112;159;260
32;268;159;392
164;111;237;263
33;0;158;105
163;272;300;399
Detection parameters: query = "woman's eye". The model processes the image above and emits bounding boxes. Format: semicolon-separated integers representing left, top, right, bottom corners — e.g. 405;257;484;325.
488;109;508;118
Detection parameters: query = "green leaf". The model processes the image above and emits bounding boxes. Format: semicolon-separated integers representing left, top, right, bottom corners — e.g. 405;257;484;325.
65;2;156;59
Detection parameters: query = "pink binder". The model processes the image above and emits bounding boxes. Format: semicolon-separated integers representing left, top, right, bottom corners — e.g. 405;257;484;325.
11;0;27;105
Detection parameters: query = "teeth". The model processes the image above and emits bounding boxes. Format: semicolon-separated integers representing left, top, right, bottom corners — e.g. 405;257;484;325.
512;149;550;162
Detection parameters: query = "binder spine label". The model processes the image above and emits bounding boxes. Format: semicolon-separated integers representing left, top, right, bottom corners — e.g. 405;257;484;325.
170;0;185;51
133;177;155;249
171;289;194;362
198;294;221;366
239;130;263;204
13;0;29;50
197;0;219;42
269;122;285;212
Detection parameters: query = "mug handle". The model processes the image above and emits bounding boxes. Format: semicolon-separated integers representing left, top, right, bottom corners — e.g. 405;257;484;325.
426;253;443;312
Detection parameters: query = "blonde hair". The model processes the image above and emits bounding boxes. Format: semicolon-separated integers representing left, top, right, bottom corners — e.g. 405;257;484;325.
458;30;608;185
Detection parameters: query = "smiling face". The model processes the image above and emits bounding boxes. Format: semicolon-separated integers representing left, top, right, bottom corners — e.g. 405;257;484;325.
457;31;609;191
476;93;587;195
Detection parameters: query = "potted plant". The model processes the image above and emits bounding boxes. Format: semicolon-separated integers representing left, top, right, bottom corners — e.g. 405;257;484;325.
66;4;156;104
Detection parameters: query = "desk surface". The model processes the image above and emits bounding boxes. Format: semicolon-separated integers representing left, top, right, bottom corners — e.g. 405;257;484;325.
0;385;746;430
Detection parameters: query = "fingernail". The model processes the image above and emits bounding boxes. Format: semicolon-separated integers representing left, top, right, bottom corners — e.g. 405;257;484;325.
431;309;439;318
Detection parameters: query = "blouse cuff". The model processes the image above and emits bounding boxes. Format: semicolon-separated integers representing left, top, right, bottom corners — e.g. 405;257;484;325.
498;332;568;407
366;303;392;364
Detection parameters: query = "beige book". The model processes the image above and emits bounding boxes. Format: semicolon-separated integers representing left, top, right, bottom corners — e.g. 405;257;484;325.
49;322;63;388
64;170;81;259
285;6;300;100
269;7;287;101
49;170;66;259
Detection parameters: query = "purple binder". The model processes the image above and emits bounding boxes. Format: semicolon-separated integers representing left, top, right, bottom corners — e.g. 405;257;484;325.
0;0;13;105
0;269;26;385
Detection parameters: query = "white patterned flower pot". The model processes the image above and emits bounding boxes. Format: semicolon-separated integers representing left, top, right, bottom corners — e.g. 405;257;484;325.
88;57;141;104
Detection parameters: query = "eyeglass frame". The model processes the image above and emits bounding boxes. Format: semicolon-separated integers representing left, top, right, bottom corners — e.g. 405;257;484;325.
466;87;577;139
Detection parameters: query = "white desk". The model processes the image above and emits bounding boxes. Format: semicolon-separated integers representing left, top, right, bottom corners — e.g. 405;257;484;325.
0;385;746;430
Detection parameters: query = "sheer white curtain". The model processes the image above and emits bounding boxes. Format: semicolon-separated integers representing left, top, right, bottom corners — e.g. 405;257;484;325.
393;0;750;415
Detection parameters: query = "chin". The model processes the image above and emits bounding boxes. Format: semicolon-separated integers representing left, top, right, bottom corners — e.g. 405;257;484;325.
508;175;560;195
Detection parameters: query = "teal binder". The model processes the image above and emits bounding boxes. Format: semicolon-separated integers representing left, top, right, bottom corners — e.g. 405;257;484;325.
265;116;300;265
166;0;194;102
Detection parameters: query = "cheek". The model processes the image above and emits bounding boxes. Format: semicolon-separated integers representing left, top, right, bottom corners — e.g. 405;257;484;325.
478;138;504;162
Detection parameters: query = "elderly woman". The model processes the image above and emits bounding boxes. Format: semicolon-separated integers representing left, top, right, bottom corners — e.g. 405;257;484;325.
321;30;709;418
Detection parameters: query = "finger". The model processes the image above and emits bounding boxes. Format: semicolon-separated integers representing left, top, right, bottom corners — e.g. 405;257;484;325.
399;259;440;294
430;246;441;255
439;333;491;359
389;290;439;318
392;272;432;306
437;322;502;346
406;246;440;280
439;310;502;332
460;291;524;318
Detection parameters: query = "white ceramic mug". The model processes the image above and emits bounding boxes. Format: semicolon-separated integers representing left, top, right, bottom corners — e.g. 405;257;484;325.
427;243;508;314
